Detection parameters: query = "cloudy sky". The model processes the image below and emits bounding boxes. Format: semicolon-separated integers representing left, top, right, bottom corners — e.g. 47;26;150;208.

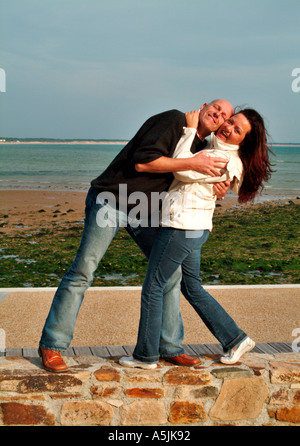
0;0;299;142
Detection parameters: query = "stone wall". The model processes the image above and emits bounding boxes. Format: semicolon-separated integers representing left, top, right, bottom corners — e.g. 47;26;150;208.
0;351;300;427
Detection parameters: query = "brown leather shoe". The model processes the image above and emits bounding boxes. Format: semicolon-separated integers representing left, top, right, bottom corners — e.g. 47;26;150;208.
162;353;200;366
39;347;68;373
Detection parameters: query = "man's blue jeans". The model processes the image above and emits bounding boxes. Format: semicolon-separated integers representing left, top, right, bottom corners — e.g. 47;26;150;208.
133;227;247;363
39;187;184;356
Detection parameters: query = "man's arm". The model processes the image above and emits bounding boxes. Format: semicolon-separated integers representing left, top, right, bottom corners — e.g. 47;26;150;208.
136;152;230;198
136;110;227;177
135;152;228;177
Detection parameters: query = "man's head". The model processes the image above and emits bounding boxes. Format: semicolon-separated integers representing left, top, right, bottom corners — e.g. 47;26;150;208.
197;99;234;139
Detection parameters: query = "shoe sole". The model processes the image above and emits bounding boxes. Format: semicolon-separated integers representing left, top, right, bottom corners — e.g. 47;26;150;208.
42;365;68;373
120;362;157;370
119;357;157;369
162;358;198;367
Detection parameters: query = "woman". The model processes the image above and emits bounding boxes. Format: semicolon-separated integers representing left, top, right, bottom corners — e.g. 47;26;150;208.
120;108;273;369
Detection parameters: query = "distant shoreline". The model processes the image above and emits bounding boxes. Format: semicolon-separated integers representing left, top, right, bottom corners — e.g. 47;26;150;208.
0;140;128;145
0;140;299;147
270;143;300;147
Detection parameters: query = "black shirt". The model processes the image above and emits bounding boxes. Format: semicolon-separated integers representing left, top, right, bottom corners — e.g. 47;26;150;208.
91;109;207;213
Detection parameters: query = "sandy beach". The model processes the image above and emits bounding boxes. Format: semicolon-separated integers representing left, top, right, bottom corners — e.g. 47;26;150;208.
0;189;87;236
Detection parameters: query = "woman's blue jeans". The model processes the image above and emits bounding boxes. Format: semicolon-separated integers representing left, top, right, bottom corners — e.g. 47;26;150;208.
39;187;184;356
133;227;247;363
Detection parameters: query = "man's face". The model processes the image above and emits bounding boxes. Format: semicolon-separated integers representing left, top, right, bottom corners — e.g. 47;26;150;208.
199;100;234;134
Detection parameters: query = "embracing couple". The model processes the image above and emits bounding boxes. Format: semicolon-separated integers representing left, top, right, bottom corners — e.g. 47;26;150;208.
38;99;273;372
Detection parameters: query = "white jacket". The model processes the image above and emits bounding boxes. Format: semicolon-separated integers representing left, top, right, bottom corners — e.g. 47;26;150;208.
161;128;244;231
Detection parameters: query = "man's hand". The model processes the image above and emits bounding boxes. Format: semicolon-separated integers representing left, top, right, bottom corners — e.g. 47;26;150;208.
213;180;231;199
191;151;228;177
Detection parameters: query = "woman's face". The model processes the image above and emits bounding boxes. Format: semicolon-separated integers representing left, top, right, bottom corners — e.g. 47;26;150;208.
216;113;251;145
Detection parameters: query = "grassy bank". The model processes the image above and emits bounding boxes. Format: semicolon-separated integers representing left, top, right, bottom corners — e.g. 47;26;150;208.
0;201;299;287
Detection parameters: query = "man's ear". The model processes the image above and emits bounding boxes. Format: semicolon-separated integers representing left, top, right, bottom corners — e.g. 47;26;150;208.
199;103;207;112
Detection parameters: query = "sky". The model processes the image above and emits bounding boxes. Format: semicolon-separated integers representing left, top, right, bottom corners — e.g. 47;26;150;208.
0;0;299;143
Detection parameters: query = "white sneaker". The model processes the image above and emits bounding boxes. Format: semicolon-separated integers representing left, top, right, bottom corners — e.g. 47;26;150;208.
119;355;157;369
220;337;255;364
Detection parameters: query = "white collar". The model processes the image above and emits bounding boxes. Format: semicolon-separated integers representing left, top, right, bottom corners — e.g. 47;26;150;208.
210;132;239;152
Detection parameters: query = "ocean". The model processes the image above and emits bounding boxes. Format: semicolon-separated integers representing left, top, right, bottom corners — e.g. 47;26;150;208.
0;142;299;201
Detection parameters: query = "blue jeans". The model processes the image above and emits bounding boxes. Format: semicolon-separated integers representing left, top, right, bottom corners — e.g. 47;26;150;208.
133;227;247;363
126;225;184;357
39;187;184;356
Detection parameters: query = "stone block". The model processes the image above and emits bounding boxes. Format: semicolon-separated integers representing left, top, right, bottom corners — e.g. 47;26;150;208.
242;361;266;376
192;386;219;399
125;387;164;398
175;385;219;400
169;401;207;424
1;402;55;425
0;371;89;394
123;369;162;383
91;385;123;399
163;367;210;386
269;361;300;384
94;366;121;382
269;388;289;405
120;400;167;425
293;390;300;404
274;406;300;424
60;400;114;425
210;377;269;421
211;366;253;379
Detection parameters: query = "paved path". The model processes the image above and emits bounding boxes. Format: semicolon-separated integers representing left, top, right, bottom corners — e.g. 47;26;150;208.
0;285;299;352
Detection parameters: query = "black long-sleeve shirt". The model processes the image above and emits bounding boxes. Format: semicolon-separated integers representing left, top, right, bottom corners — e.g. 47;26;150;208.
91;109;207;213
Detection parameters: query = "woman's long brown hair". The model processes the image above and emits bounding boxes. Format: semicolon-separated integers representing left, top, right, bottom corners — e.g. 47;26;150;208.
237;108;274;203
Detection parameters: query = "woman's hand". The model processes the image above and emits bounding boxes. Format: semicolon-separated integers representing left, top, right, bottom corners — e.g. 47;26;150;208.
185;110;200;129
213;180;231;199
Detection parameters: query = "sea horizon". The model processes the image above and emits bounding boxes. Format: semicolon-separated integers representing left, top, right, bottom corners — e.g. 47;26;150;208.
0;138;299;147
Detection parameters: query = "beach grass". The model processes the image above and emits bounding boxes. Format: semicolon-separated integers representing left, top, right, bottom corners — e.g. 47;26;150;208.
0;201;299;287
